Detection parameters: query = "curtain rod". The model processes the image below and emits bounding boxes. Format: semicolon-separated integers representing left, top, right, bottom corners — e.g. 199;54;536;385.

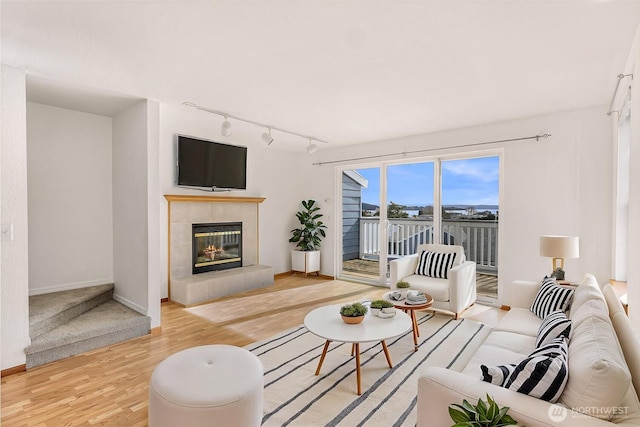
311;133;551;166
607;73;633;116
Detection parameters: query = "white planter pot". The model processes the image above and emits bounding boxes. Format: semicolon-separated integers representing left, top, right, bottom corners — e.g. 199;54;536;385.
291;250;320;276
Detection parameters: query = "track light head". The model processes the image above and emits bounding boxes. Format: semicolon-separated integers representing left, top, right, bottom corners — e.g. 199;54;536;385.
261;128;274;145
307;138;318;154
221;117;232;136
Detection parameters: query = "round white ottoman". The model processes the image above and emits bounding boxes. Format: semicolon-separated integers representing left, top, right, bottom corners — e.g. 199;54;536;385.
148;344;263;427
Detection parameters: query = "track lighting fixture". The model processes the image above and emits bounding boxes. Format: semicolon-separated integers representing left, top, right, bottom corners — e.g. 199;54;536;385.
182;101;328;150
261;128;274;145
306;138;318;154
221;116;232;136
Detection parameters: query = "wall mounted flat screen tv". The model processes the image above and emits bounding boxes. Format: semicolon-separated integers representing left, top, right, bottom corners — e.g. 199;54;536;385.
177;134;247;190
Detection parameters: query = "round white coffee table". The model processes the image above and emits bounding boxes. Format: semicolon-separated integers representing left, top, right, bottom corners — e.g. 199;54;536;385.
304;304;412;395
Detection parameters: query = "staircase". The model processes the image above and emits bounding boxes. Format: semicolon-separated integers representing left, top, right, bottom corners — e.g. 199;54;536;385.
26;284;151;369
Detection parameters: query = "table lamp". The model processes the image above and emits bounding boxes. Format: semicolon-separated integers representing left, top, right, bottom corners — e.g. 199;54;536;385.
539;235;579;280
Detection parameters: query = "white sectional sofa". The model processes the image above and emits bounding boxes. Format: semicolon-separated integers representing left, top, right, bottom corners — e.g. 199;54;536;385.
418;274;640;426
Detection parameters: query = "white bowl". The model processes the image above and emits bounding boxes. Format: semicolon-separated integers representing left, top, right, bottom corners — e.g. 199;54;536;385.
378;310;396;319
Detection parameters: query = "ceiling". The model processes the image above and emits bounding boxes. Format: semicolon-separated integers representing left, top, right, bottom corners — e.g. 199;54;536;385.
3;1;640;151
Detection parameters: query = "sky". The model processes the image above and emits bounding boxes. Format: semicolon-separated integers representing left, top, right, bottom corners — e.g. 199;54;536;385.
357;156;499;206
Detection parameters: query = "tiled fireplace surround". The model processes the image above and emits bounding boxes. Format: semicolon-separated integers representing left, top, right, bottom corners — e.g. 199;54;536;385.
165;195;274;306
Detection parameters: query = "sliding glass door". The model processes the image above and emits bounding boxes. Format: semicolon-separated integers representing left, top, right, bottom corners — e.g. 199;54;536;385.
339;154;500;298
385;162;435;278
441;157;499;300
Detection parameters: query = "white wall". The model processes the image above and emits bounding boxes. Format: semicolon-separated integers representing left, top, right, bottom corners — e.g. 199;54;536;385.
158;103;303;299
26;102;113;294
146;100;161;328
624;25;640;326
1;65;30;370
301;106;613;294
113;100;161;327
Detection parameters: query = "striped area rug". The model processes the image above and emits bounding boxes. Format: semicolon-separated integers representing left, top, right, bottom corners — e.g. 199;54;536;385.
245;312;490;426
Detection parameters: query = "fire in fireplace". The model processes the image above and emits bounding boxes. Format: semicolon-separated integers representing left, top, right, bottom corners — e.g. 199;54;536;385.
192;222;242;274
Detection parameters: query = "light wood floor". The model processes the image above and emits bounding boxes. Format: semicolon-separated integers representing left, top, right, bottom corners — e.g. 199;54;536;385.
342;258;498;298
1;275;504;426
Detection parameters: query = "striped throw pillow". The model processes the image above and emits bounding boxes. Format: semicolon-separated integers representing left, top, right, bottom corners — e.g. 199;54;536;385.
530;277;574;319
536;311;571;348
415;251;457;279
505;338;568;402
481;364;517;386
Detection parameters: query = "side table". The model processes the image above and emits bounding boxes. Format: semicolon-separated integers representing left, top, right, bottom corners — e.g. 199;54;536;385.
383;291;434;351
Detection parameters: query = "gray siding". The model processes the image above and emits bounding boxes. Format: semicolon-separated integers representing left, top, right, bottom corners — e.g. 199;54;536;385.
342;174;362;261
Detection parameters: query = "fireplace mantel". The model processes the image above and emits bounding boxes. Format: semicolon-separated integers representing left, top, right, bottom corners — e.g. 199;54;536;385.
164;194;265;204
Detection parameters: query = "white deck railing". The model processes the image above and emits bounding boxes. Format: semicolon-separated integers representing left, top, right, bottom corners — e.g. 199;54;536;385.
359;218;498;272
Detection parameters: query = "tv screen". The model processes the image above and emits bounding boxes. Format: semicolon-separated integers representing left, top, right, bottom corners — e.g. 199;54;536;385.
177;135;247;190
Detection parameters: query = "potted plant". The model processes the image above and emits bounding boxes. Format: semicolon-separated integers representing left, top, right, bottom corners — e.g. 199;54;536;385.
396;280;411;298
339;302;368;324
396;281;410;289
289;199;327;277
448;394;519;427
370;299;394;316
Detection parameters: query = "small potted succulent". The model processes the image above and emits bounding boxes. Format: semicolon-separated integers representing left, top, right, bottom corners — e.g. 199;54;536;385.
340;302;368;324
396;281;411;298
396;281;410;289
370;299;394;316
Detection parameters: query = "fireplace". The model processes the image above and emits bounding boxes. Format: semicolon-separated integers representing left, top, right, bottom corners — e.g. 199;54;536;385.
192;222;242;274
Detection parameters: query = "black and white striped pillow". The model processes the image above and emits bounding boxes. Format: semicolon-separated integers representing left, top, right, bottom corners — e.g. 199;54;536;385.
530;277;574;319
415;251;457;279
481;364;516;386
530;337;569;359
536;311;572;348
505;338;568;402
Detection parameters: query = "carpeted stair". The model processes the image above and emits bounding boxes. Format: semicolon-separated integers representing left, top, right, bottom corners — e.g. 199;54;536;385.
26;284;151;369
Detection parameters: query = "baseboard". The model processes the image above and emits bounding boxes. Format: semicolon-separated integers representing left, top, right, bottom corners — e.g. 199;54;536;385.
29;278;114;296
113;294;147;315
280;270;334;281
274;271;293;279
2;364;26;377
151;326;162;334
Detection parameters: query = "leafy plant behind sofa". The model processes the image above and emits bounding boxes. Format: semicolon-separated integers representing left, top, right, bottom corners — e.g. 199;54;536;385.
449;394;520;427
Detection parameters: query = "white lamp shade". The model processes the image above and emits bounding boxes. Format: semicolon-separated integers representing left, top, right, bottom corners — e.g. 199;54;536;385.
540;235;580;259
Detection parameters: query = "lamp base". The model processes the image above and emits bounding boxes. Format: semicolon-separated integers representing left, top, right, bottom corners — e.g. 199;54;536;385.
550;267;565;281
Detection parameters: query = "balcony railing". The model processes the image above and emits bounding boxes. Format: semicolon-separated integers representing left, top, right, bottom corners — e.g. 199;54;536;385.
358;218;498;272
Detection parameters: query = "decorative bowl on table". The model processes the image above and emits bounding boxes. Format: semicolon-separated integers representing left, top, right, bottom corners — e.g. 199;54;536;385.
341;315;365;324
339;302;368;324
378;307;397;319
370;299;394;317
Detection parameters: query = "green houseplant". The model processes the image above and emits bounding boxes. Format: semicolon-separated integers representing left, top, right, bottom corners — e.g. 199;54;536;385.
370;299;395;316
289;200;327;276
370;300;394;309
448;394;519;427
396;281;410;289
340;302;368;324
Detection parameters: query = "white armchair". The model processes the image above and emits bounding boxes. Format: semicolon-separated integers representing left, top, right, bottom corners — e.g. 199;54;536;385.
389;243;476;319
